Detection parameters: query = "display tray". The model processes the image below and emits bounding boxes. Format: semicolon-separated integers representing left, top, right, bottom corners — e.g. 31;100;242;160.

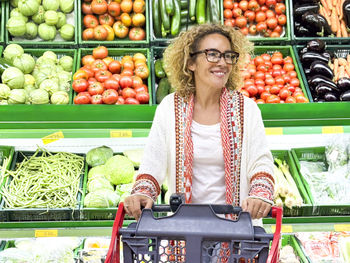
78;0;150;46
291;146;350;216
0;150;87;221
281;234;308;263
5;0;79;47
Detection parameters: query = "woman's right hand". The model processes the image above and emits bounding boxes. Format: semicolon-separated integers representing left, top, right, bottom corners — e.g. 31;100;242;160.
123;194;154;221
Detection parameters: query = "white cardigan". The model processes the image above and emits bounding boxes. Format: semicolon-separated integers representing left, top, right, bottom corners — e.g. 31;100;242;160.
137;93;274;205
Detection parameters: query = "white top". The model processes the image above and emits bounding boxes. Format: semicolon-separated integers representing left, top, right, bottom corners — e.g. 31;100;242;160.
191;120;226;205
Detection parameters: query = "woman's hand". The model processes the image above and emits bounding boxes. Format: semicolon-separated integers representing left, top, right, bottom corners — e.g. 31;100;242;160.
242;198;272;219
123;194;154;221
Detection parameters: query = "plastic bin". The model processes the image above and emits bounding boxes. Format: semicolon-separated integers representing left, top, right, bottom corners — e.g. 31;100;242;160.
5;0;79;47
78;0;150;46
291;146;350;216
75;48;153;105
0;150;87;221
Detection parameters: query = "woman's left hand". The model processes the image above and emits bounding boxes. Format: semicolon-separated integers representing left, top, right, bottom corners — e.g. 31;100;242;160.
242;198;272;219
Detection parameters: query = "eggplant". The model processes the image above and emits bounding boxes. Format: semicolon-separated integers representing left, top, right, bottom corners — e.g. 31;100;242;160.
301;51;329;66
299;46;309;56
306;39;326;53
340;90;350;101
296;25;313;37
310;61;334;79
315;84;338;96
308;75;339;91
324;92;339;101
343;0;350;28
314;97;325;102
322;50;335;61
294;4;320;18
304;68;311;77
337;77;350;92
301;12;333;36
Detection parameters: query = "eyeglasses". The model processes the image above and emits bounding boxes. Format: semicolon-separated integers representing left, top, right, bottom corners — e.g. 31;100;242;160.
190;49;239;64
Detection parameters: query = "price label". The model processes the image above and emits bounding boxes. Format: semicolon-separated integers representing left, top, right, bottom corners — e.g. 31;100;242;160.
265;128;283;136
322;126;344;134
110;130;132;138
42;131;64;145
334;224;350;232
35;229;58;237
271;225;293;233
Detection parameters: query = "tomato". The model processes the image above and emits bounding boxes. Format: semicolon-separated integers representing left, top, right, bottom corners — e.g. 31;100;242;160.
261;53;271;61
224;18;234;27
285;96;296;103
133;53;147;63
246;85;258;97
223;9;233;19
260;91;270;100
265;77;275;85
121;68;134;76
108;60;122;73
82;28;94;40
72;79;89;92
270;31;280;37
290;77;300;87
256;85;265;94
88;81;105;95
113;21;129;38
257;63;268;72
88;77;97;86
112;74;121;82
241;70;251;79
132;13;146;27
248;0;259;10
266;17;278;29
244;79;255;88
91;0;108;14
256;99;265;104
295;94;308;103
265;0;276;8
108;2;121;17
91;59;108;73
73;70;89;80
95;70;112;82
244;10;255;22
283;63;295;72
120;12;132;26
248;24;257;35
275;76;285;86
89;94;102;104
240;89;250;97
223;0;234;9
270;85;281;95
121;55;133;63
74;93;91;104
266;94;280;103
83;15;98;28
271;55;283;65
275;3;286;14
132;75;143;88
122;87;136;99
258;0;265;5
93;46;108;59
134;84;148;93
81;66;94;78
133;0;145;13
82;55;95;66
238;0;248;11
256;21;267;33
116;96;125;104
94;25;108;40
102;89;119;104
120;0;133;13
129;27;146;40
98;13;114;26
102;56;114;66
119;75;133;88
274;25;283;34
265;9;275;18
135;91;149;104
255;11;266;23
235;16;247;28
125;97;140;104
134;65;149;79
279;87;291;100
272;69;282;78
277;14;287;25
254;71;265;80
255;79;265;86
104;77;120;90
122;60;134;70
82;2;93;14
232;8;243;18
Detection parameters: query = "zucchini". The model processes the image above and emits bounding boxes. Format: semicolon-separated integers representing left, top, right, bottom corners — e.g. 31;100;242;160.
196;0;206;24
0;58;13;75
166;0;175;15
180;0;187;9
161;23;168;37
155;59;166;78
156;77;171;104
171;0;181;36
152;0;162;37
206;0;211;22
189;0;196;21
180;9;188;19
209;0;219;23
160;0;171;30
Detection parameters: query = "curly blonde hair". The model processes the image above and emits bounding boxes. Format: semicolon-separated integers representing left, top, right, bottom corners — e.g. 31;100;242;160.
163;23;253;99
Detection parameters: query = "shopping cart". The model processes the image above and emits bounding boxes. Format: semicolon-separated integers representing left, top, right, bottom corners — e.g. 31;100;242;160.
106;193;282;263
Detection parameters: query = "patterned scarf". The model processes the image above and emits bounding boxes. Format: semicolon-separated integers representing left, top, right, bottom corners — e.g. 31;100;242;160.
174;88;244;206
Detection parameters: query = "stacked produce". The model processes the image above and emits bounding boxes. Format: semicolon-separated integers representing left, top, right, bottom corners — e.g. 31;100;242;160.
74;46;150;104
7;0;75;41
294;0;350;37
273;158;303;209
78;237;110;262
154;57;175;103
223;0;287;37
83;146;136;208
0;44;72;105
240;51;309;103
81;0;146;41
0;148;84;209
299;39;350;102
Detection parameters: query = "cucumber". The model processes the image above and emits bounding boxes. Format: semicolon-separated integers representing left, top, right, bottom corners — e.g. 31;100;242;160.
206;0;211;22
171;0;181;36
209;0;219;23
180;0;187;9
155;59;166;78
156;77;171;104
189;0;196;21
166;0;175;15
180;9;188;19
152;0;162;37
160;0;171;30
0;58;13;75
196;0;206;24
161;23;168;37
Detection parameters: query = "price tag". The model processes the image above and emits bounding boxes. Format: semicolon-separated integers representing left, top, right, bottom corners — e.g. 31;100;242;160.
110;130;132;138
35;229;58;237
271;225;293;233
265;128;283;136
42;131;64;145
322;126;344;134
334;224;350;232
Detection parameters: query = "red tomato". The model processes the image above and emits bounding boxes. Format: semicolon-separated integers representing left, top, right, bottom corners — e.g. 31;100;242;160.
257;64;268;72
135;91;149;103
74;92;91;104
246;85;258;97
82;28;95;40
73;70;89;80
239;0;248;11
270;85;280;94
82;55;95;66
73;79;89;92
121;68;134;76
119;75;133;89
91;0;108;14
95;70;112;82
235;16;248;28
129;27;146;40
125;97;140;104
232;8;243;18
223;0;234;9
244;10;255;22
256;99;265;104
91;94;103;104
254;71;265;80
134;84;148;93
279;87;291;100
83;15;98;28
134;65;149;79
93;46;108;60
295;94;308;103
99;13;114;26
265;0;276;8
283;63;295;72
261;53;271;61
240;89;250;97
92;59;108;73
88;81;105;95
265;9;275;18
102;89;119;104
244;79;255;88
277;14;287;25
112;74;121;83
256;21;267;33
260;91;271;101
260;5;268;11
132;75;143;88
275;3;286;14
224;18;235;27
122;87;136;99
116;96;125;104
271;55;283;65
255;11;266;23
82;2;93;14
266;17;278;29
255;79;265;86
274;25;283;34
248;0;259;11
94;25;108;40
257;85;265;94
88;77;97;86
288;70;297;78
272;69;282;78
290;77;300;87
248;24;257;35
108;1;121;17
266;94;280;103
254;56;265;66
224;8;233;19
104;77;120;90
81;66;94;78
241;27;249;36
108;60;122;73
285;96;296;103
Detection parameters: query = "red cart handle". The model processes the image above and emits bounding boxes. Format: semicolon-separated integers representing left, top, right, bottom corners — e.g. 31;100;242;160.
267;206;283;263
105;202;126;263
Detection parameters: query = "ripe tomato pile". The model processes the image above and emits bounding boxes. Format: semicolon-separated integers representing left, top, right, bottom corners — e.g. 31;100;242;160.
82;0;146;41
240;52;309;103
73;46;150;104
223;0;287;37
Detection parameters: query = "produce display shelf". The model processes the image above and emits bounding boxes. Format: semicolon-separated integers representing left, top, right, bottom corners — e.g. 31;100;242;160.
4;0;79;47
0;150;87;222
78;0;150;47
0;145;15;211
76;47;154;105
281;234;309;263
0;2;4;45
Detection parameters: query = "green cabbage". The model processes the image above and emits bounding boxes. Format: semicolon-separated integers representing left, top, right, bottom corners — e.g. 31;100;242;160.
34;67;54;85
13;54;35;74
88;165;108;180
38;23;56;40
18;0;39;16
0;100;8;105
25;22;38;39
50;91;69;104
7;17;26;37
44;10;58;25
86;146;114;167
29;88;49;104
32;5;45;24
56;12;66;28
123;149;144;168
43;0;59;10
24;84;37;94
115;183;133;201
59;24;74;40
84;189;120;208
87;177;114;193
59;56;73;72
39;78;59;95
3;44;24;62
42;51;58;63
2;67;25;89
59;0;74;13
10;0;19;7
105;155;135;185
8;89;27;104
24;74;36;87
10;8;28;22
0;84;11;100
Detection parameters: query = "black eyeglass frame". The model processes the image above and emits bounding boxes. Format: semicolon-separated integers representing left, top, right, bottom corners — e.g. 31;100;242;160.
190;48;240;64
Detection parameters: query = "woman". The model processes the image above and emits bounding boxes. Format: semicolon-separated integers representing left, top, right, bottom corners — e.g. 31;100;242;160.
124;23;274;222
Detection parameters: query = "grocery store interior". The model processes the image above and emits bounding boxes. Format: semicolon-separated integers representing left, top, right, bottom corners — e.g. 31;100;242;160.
0;0;350;261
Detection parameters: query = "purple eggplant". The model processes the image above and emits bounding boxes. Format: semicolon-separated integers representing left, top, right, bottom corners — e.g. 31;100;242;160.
315;84;338;96
340;90;350;101
308;75;339;91
301;52;329;66
310;61;334;79
337;77;350;92
306;39;326;53
301;12;332;36
324;92;339;101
